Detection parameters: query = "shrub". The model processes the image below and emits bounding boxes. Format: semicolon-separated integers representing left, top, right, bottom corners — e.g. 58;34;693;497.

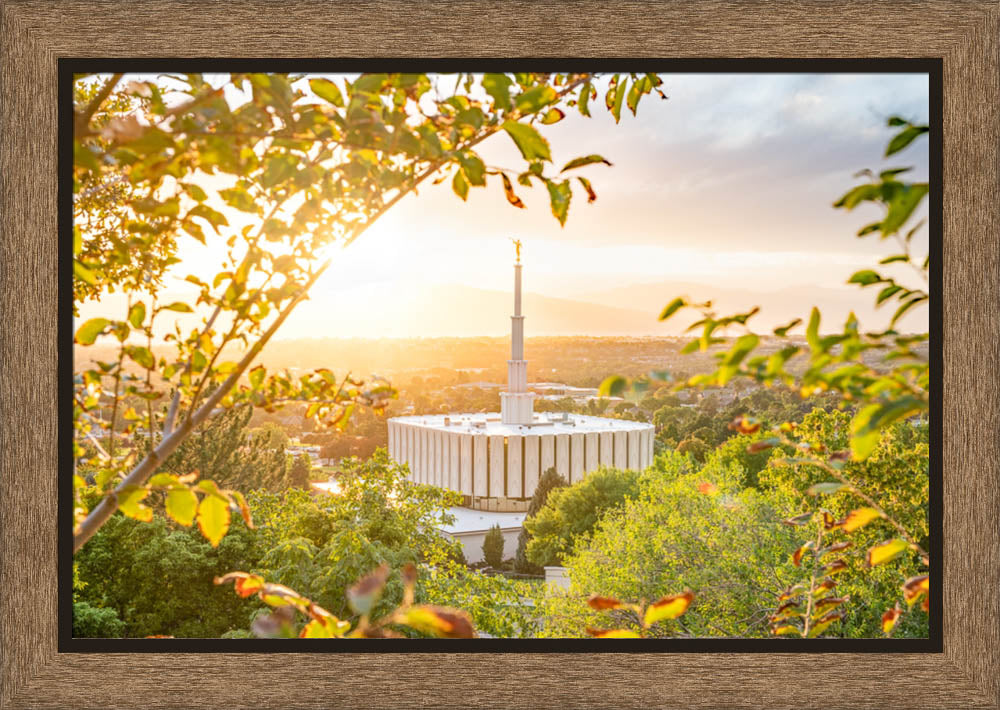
482;524;505;569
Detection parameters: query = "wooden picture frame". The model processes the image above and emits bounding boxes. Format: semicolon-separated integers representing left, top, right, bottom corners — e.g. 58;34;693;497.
2;1;996;707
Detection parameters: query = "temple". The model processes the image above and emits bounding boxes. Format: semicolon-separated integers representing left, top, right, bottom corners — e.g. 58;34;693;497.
387;241;654;512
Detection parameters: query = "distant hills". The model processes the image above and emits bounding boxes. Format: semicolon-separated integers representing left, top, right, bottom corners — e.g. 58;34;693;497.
296;283;660;337
287;277;925;339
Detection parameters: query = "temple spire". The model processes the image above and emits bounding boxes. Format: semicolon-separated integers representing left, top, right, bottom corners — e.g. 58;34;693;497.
501;239;534;425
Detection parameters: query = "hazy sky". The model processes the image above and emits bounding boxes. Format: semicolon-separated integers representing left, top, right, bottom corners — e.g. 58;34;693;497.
81;72;931;338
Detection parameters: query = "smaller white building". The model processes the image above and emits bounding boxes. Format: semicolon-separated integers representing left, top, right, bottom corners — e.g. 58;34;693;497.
438;507;525;564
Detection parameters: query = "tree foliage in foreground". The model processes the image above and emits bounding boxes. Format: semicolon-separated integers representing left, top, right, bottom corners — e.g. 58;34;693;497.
599;116;931;637
72;70;664;555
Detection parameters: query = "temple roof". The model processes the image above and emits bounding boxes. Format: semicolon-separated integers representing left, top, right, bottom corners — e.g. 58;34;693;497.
388;411;653;436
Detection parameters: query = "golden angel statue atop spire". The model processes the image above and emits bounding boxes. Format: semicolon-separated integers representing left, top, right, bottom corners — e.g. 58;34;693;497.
511;238;522;263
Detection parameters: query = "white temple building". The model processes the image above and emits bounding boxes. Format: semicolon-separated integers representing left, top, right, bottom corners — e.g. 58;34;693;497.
387;246;654;512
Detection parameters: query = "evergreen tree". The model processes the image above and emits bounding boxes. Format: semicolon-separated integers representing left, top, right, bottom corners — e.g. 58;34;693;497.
514;467;567;574
482;524;505;569
288;454;312;490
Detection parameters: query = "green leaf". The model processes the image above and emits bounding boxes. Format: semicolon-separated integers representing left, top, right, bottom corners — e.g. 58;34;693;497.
458;153;486;186
879;254;910;265
850;396;925;459
807;482;847;496
182;183;207;202
502;121;551;161
578;80;592;117
887;116;908;127
545;179;572;226
75;318;109;345
773;318;801;337
856;222;882;237
561;154;612;173
881;183;928;236
165;486;198;526
722;334;759;367
879;167;912;180
876;284;903;305
127;302;146;329
309;77;344;107
890;295;927;327
127;345;155;369
833;183;880;209
598;374;627;398
576;176;596;203
219;187;257;213
848;270;883;286
162;302;193;313
611;78;628;123
74;260;97;286
805;307;821;351
261;154;298;188
249;365;266;389
885;124;928;156
482;73;513;112
513;85;557;114
196;492;231;547
452;169;469;201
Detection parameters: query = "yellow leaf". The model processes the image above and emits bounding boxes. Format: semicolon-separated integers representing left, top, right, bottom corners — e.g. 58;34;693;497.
300;616;349;638
117;486;153;522
867;538;909;567
842;507;881;532
165;487;198;526
772;625;801;636
196;492;230;547
644;591;694;626
586;628;641;638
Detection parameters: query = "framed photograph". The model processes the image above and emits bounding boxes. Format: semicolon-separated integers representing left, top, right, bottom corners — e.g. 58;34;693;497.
3;1;997;708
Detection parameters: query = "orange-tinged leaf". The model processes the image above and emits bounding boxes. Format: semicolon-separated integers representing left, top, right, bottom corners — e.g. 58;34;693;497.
697;481;718;496
229;490;254;528
500;173;525;208
819;541;852;557
824;559;849;575
867;538;909;567
792;541;814;567
882;605;902;634
770;600;801;622
812;578;837;596
902;574;929;606
808;610;844;637
396;605;476;638
842;507;881;532
196;492;230;547
814;595;850;614
586;628;641;638
644;591;694;626
587;594;624;611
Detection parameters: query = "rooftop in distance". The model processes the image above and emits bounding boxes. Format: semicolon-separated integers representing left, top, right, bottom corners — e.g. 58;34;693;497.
389;411;652;436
